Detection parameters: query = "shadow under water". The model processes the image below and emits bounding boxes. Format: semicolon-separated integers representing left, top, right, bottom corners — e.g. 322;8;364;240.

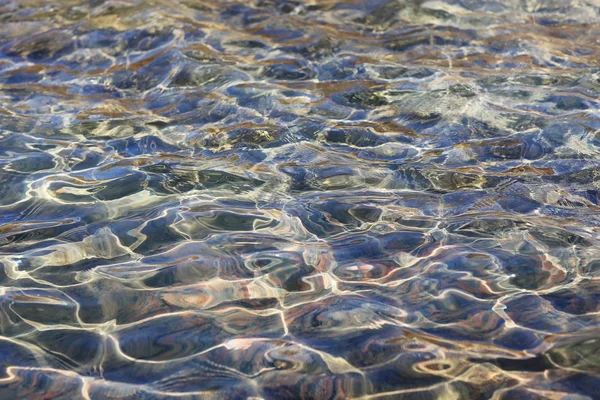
1;0;600;398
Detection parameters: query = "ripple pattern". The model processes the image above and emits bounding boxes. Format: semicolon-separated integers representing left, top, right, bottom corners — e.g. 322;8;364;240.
1;0;600;398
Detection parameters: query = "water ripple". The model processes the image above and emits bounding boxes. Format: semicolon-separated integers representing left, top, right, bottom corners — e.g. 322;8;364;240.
1;0;600;398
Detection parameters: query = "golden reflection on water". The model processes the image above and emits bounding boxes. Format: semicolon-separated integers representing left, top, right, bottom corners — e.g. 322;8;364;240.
1;0;600;398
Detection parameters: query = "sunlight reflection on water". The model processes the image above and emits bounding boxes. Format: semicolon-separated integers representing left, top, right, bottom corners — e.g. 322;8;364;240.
1;0;600;398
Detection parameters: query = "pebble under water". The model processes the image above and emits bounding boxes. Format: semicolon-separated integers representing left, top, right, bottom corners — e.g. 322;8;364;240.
1;0;600;398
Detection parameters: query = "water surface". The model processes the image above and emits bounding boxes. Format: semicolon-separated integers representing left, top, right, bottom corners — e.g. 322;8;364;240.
1;0;600;398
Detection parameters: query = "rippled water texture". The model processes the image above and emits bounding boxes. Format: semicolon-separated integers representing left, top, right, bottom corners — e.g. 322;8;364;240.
2;0;600;398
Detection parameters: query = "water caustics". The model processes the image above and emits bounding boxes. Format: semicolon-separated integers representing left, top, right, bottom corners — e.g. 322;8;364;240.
0;0;600;398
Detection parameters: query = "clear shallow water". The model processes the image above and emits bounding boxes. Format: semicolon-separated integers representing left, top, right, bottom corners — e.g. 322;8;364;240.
1;0;600;398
